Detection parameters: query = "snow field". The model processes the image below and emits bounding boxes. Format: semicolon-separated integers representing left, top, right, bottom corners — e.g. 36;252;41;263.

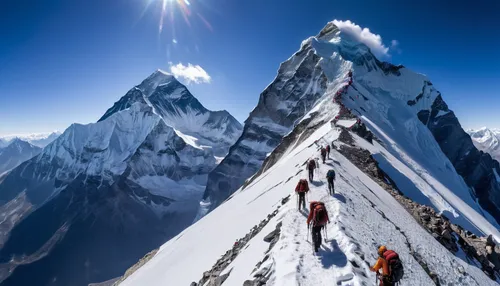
123;125;496;286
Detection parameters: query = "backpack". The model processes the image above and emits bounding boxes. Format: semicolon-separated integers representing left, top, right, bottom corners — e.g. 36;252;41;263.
295;179;309;193
383;250;404;283
310;202;328;226
326;170;336;180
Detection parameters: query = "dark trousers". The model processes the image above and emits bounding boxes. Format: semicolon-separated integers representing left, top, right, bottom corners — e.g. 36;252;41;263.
327;178;335;195
298;192;306;210
327;150;330;158
312;225;324;252
379;276;393;286
308;168;314;182
321;155;326;163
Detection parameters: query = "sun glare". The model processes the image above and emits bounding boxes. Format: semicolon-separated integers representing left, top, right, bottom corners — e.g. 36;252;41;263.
141;0;213;49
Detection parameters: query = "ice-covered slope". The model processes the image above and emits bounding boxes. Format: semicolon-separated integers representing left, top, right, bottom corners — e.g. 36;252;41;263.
0;70;240;286
122;123;498;286
0;138;41;174
468;128;500;161
100;70;243;157
0;132;61;148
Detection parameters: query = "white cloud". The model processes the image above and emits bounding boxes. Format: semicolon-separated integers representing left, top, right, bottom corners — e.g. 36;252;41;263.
169;63;211;84
332;20;399;58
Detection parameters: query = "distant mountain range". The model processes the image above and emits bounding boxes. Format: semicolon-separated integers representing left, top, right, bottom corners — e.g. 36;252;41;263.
0;132;61;148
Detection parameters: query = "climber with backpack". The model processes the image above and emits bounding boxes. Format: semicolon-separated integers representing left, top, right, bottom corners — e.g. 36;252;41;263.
295;179;309;211
320;147;327;164
307;159;317;182
326;169;336;195
307;201;330;253
325;144;331;158
370;246;404;286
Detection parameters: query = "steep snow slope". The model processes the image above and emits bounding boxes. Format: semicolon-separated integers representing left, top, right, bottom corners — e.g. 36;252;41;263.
468;128;500;161
0;132;61;148
308;32;500;228
122;124;497;286
0;70;240;286
0;138;41;174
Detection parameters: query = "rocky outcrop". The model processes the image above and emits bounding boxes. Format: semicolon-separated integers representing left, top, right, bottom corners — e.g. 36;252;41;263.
417;95;500;224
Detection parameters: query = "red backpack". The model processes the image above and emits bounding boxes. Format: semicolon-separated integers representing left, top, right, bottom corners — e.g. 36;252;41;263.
310;202;328;226
383;250;404;282
295;179;309;193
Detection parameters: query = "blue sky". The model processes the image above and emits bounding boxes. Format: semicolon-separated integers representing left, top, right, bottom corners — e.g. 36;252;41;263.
1;0;499;136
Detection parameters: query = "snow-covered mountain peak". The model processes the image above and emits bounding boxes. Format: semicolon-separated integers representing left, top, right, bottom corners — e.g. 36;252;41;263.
4;138;37;151
139;69;177;97
100;69;242;157
0;138;41;174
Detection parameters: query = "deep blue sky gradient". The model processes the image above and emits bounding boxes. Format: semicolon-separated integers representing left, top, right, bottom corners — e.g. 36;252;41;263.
1;0;499;135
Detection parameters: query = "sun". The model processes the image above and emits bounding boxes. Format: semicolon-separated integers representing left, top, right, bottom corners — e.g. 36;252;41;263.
139;0;213;52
